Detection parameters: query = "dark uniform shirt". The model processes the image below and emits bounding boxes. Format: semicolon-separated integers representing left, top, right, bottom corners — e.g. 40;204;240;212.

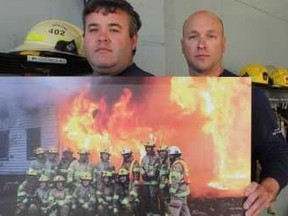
116;63;154;77
220;69;288;190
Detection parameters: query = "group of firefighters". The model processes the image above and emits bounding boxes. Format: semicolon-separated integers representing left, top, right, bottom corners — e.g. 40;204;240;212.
16;137;191;216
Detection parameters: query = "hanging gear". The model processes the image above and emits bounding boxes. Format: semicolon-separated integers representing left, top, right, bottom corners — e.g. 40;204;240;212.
240;64;269;84
13;20;84;56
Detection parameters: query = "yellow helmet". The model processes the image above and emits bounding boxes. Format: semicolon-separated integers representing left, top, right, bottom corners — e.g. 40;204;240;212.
48;146;58;154
53;175;65;182
81;172;93;180
34;147;46;155
39;175;49;182
78;148;90;154
26;168;38;176
118;168;129;176
239;64;269;84
13;20;84;56
158;145;168;152
269;67;288;87
102;170;113;178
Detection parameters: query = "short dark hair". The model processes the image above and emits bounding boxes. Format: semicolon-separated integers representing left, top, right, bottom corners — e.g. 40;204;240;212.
83;0;141;37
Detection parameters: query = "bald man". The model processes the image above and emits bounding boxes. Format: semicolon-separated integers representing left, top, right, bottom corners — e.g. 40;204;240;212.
181;10;288;216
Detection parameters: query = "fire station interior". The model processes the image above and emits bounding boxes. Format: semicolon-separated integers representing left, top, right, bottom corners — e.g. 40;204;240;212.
0;0;288;216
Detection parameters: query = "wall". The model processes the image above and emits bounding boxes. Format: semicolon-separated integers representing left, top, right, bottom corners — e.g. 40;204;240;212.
165;0;288;76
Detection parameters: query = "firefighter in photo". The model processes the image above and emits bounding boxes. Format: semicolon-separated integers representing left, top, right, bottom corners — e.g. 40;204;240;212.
96;170;116;216
93;148;115;190
48;175;71;216
114;168;140;216
35;175;51;215
30;147;46;175
58;147;75;180
120;147;141;187
67;148;93;191
168;146;191;216
44;146;60;186
157;145;170;216
140;135;160;216
71;171;96;216
15;168;39;216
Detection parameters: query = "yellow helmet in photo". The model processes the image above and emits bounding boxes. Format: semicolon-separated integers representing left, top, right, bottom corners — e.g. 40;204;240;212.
13;20;84;56
240;64;269;84
53;175;66;182
26;168;38;176
269;67;288;87
39;175;49;182
118;168;129;176
158;145;169;152
48;146;59;154
81;172;93;180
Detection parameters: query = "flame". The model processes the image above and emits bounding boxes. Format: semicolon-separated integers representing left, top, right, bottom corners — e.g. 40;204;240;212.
171;77;251;196
58;77;251;197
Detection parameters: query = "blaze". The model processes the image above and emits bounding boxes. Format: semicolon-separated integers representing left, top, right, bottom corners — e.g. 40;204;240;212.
58;77;251;197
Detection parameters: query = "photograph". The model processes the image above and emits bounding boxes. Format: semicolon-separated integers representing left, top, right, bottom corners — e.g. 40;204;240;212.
0;77;251;216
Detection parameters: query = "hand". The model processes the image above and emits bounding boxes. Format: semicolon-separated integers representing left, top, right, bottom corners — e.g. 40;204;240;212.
243;178;279;216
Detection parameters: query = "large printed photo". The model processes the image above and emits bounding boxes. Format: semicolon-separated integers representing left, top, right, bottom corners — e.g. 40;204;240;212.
0;77;251;216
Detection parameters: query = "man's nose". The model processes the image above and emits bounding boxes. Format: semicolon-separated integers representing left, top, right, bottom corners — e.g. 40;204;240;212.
197;37;207;49
98;31;110;43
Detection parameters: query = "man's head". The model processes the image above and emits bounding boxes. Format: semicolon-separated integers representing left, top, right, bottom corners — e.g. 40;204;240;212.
181;10;226;76
83;0;141;75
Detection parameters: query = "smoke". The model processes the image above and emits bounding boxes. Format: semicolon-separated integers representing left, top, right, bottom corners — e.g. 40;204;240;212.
0;77;92;109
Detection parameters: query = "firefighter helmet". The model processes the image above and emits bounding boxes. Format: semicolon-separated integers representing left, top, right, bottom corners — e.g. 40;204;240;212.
26;168;38;176
34;147;46;155
269;67;288;87
48;146;58;154
39;175;49;182
81;172;93;180
78;148;90;154
100;148;111;155
118;168;129;176
168;146;182;155
239;64;269;84
13;20;84;56
102;170;113;178
53;175;65;182
121;147;132;155
158;145;169;152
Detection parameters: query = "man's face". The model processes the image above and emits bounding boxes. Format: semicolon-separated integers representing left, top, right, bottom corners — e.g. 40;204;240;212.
181;11;226;76
84;9;138;75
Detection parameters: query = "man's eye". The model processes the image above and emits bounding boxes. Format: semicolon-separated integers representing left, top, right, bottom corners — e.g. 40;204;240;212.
208;35;216;39
88;28;98;32
110;28;120;33
188;35;198;39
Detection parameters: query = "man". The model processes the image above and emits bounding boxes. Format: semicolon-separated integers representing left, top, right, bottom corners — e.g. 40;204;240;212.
72;171;96;216
181;10;288;216
157;145;170;216
83;0;154;76
120;147;141;187
67;148;93;191
44;146;59;186
58;147;76;180
29;147;46;175
15;168;39;216
93;148;115;190
140;135;160;216
114;168;139;216
168;146;191;216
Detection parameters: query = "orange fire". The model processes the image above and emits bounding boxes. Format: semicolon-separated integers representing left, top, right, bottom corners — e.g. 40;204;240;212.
58;77;251;198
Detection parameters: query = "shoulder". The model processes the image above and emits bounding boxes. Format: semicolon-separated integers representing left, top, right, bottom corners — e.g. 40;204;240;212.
219;69;238;77
119;63;154;77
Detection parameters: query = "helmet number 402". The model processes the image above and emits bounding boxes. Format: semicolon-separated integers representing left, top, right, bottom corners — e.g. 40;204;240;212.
48;28;65;36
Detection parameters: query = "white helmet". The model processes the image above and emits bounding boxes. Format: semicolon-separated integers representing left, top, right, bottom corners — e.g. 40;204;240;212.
121;147;132;155
168;146;182;155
